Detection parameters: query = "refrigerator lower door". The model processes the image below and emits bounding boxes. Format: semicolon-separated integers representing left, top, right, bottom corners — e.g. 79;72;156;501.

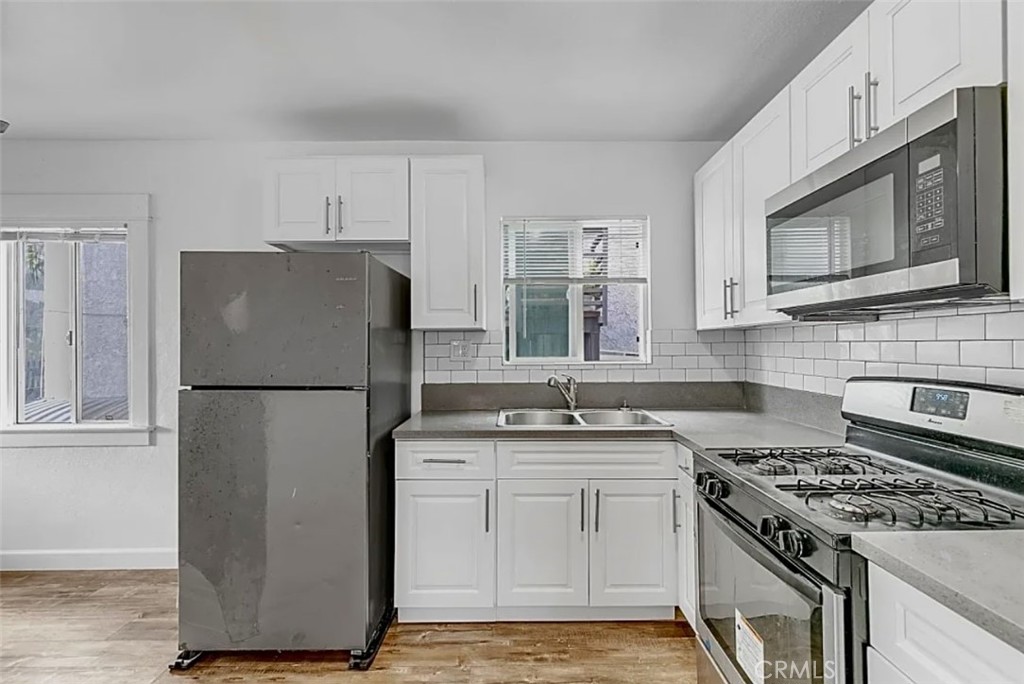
178;389;370;651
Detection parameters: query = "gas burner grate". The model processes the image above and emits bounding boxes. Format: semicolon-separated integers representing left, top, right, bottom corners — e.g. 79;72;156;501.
777;477;1024;528
719;447;902;476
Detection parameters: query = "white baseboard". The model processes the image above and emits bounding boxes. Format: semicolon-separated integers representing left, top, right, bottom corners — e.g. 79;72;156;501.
397;605;675;623
0;547;177;570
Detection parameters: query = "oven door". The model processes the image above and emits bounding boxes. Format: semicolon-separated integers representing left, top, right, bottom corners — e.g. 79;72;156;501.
696;499;847;684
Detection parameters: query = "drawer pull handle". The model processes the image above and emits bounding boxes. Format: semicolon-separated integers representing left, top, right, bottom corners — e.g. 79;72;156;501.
422;458;468;465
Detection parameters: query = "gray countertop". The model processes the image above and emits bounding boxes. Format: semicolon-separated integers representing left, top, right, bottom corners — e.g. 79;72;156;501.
393;409;844;451
852;531;1024;653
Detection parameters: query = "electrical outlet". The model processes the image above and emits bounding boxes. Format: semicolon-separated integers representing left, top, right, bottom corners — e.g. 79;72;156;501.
450;340;473;360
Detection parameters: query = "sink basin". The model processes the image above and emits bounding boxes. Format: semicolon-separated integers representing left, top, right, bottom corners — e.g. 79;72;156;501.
496;408;670;428
499;410;582;426
577;409;669;426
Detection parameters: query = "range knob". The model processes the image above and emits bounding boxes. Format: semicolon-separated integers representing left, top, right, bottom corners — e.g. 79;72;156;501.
696;472;729;500
758;515;788;541
777;529;812;559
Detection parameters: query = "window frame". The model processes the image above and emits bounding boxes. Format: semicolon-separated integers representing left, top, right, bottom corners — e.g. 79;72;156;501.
1;194;152;447
501;216;652;366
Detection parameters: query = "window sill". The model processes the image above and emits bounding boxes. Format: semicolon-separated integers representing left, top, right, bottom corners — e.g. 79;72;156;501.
0;424;154;448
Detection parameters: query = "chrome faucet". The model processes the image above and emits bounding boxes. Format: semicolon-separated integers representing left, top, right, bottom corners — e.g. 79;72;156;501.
546;373;579;411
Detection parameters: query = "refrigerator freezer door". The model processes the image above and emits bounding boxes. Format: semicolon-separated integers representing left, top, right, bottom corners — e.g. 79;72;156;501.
178;389;370;651
181;252;368;387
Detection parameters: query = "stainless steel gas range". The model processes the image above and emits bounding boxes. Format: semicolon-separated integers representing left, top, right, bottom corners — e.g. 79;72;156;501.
692;378;1024;684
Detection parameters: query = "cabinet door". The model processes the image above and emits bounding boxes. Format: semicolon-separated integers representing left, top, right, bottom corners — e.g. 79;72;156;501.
395;480;495;608
410;156;486;330
335;157;409;242
869;0;1004;134
496;480;589;607
263;159;337;243
731;88;792;327
790;12;869;180
694;143;734;330
676;471;698;626
590;480;676;607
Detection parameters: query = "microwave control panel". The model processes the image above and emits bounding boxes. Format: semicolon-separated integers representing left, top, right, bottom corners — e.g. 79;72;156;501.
913;154;947;251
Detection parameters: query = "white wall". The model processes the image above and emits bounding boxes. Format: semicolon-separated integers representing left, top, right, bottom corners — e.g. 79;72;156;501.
0;139;718;569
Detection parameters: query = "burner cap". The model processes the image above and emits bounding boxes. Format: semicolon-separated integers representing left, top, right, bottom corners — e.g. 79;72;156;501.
828;494;879;521
817;457;854;475
754;457;795;475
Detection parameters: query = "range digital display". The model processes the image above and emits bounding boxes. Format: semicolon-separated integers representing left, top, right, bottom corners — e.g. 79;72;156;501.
911;387;969;420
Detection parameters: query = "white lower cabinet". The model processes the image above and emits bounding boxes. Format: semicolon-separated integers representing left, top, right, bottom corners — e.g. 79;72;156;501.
497;479;589;607
676;467;697;624
396;440;684;621
395;479;494;609
590;479;677;607
867;563;1024;684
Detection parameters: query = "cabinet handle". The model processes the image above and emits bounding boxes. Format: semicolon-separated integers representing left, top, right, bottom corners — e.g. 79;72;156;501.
729;277;740;317
422;458;467;465
324;196;331;234
672;488;679;533
594;489;601;533
580;487;585;533
864;71;879;139
485;488;490;533
848;85;863;149
473;284;479;322
337;195;344;233
722;279;729;320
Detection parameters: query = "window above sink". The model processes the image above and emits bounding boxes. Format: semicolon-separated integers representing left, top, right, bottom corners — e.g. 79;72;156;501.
500;217;651;365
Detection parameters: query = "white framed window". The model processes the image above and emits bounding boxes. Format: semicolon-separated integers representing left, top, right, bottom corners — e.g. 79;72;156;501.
501;217;651;365
1;194;151;447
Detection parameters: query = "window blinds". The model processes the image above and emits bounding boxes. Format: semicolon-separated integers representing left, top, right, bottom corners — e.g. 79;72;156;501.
0;226;127;243
502;218;649;284
768;217;851;278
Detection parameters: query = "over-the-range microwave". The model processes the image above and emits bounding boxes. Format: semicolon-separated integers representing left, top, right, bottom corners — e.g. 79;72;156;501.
765;85;1006;319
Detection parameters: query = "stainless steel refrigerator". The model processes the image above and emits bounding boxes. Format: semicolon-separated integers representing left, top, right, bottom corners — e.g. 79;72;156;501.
176;252;410;669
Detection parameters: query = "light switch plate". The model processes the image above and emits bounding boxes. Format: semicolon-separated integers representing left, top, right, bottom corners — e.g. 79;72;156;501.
450;340;473;359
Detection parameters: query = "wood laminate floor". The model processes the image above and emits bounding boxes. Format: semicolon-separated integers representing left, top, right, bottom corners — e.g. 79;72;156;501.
1;571;697;683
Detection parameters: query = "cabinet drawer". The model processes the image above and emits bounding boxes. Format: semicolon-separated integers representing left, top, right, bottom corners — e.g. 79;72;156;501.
867;647;914;684
868;563;1024;684
496;441;676;479
396;441;495;480
677;445;694;476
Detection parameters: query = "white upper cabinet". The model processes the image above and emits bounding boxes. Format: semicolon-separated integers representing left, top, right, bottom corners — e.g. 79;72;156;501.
263;159;338;243
589;480;676;607
410;156;486;330
869;0;1005;135
496;479;589;608
790;12;870;180
334;157;410;241
731;88;793;327
395;479;495;609
694;143;734;330
263;156;409;244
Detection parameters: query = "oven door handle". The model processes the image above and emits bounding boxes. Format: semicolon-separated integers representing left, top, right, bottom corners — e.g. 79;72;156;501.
698;498;822;602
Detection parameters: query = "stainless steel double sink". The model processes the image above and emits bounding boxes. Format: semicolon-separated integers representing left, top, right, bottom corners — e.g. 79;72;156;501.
497;408;671;428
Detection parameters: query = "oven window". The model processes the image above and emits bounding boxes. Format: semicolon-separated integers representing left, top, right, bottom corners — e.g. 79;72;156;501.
767;147;910;296
699;503;825;683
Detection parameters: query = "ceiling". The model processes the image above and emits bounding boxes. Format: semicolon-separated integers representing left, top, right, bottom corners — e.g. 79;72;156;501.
0;0;870;142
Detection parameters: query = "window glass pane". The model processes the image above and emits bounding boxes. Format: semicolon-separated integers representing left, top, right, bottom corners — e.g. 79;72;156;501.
509;284;571;359
19;241;74;423
586;283;643;362
79;241;129;422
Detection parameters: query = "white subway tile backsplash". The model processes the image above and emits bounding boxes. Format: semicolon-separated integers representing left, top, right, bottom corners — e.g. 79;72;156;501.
686;369;712;381
659;369;688;382
775;327;793;342
451;370;477;383
793;326;814;342
803;342;825;359
897;364;938;379
961;340;1013;368
477;370;503;383
784;342;802;357
825;378;846;396
424;370;450;383
652;330;673;343
776;357;795;373
698;330;725;343
837;361;866;379
864;320;898;341
423;331;439;344
986;312;1024;340
897;318;937;341
865;362;898;376
916;341;959;366
712;342;740;355
824;342;851;360
724;329;745;343
582;369;608;383
785;374;804;390
437;331;464;343
938;365;986;383
672;329;699;343
502;370;531;383
633;369;661;382
879;341;916;363
936;314;984;340
672;356;699;369
813;359;838;377
837;324;865;341
713;369;743;381
850;342;881;362
986;368;1024;387
793;358;814;374
803;375;826;393
606;369;634;382
814;324;838;342
1015;341;1024;369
